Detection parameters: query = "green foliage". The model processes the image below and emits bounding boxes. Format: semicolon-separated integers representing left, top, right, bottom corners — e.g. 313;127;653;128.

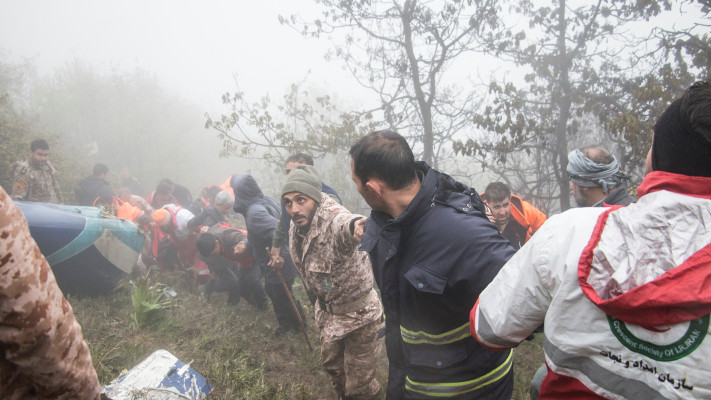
0;58;85;197
458;0;700;212
130;272;175;328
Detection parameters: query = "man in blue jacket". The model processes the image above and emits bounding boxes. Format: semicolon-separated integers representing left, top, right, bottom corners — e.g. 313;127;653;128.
350;130;515;399
231;174;304;336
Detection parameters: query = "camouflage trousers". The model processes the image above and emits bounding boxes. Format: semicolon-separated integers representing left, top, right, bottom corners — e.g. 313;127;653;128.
321;320;382;400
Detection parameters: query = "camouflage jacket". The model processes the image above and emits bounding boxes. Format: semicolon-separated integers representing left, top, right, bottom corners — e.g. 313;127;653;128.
289;194;382;342
0;187;100;399
10;159;63;203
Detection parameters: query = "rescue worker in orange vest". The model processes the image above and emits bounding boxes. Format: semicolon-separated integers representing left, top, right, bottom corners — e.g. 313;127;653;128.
482;182;547;251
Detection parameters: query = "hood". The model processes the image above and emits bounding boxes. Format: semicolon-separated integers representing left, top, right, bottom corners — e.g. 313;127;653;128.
393;162;487;227
578;172;711;326
230;174;263;214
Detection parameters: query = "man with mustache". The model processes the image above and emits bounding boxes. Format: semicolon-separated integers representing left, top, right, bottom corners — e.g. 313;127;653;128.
275;165;383;400
10;139;63;204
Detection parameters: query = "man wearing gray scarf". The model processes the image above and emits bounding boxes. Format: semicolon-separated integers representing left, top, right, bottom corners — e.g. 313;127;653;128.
566;146;635;207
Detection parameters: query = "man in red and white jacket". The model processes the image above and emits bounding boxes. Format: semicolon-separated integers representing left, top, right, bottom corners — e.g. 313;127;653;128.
472;80;711;399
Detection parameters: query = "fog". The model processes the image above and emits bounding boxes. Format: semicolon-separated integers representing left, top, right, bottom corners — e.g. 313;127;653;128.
1;0;706;214
0;0;379;208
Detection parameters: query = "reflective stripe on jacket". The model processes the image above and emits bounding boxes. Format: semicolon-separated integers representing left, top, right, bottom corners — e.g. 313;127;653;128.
362;162;515;399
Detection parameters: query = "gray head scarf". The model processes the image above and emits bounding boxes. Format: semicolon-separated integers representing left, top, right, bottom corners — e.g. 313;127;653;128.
567;149;630;193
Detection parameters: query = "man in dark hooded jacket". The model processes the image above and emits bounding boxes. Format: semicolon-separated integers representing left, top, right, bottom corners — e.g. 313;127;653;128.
351;130;515;399
231;174;304;336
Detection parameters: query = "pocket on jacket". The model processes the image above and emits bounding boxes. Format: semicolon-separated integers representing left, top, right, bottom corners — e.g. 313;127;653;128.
406;342;467;369
404;264;447;294
307;261;333;291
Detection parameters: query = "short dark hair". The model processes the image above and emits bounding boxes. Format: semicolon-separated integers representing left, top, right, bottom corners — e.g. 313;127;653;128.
285;153;314;167
483;182;510;203
349;130;417;190
155;182;173;195
196;233;218;257
159;178;175;187
93;163;109;176
30;139;49;152
680;80;711;143
581;146;614;165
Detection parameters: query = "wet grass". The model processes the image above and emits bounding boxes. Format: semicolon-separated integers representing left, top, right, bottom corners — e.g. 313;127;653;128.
69;269;544;399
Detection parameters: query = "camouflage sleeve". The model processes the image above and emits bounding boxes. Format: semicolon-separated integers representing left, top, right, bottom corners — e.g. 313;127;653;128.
50;166;63;204
332;209;365;251
0;188;101;400
9;162;29;200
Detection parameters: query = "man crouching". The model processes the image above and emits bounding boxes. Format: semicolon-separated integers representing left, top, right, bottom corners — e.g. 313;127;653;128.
271;165;383;400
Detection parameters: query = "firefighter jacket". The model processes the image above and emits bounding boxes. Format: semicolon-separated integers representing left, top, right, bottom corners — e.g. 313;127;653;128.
288;193;382;342
472;171;711;399
360;162;516;399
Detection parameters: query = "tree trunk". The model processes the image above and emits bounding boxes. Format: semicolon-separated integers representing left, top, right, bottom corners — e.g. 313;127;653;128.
555;0;571;211
402;0;435;166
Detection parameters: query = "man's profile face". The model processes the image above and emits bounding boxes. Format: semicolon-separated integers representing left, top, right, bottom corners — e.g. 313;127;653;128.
570;182;588;207
30;148;49;167
488;197;511;227
283;192;318;229
285;161;306;176
350;158;383;211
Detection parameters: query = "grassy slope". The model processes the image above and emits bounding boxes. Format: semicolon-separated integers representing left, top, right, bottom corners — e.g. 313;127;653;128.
70;270;543;400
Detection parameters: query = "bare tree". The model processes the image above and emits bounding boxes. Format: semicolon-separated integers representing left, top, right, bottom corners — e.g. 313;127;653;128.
278;0;502;167
205;76;378;169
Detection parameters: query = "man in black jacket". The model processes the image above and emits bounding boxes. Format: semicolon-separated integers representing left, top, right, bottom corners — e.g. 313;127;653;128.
350;130;515;399
76;163;114;206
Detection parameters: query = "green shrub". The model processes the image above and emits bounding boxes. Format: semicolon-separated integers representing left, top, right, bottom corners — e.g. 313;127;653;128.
130;271;176;328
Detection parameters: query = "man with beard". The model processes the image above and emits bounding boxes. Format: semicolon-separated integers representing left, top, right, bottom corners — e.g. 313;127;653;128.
10;139;63;204
567;146;636;207
276;165;383;400
270;153;341;308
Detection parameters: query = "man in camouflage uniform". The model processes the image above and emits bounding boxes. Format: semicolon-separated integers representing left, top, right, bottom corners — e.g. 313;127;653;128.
0;186;100;399
10;139;63;203
272;165;383;400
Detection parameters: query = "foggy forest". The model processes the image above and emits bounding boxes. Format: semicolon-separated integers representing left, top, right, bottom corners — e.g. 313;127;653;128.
0;0;709;399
